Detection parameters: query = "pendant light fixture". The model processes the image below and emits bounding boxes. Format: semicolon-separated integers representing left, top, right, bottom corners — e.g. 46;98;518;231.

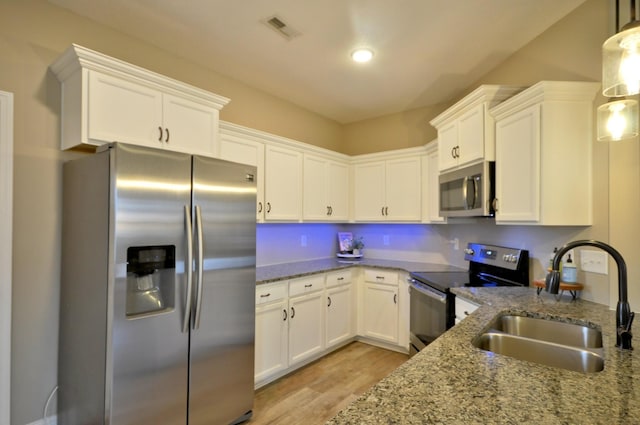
598;0;640;141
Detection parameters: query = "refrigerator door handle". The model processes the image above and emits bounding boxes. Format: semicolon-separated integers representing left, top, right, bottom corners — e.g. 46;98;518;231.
193;205;205;330
183;205;194;333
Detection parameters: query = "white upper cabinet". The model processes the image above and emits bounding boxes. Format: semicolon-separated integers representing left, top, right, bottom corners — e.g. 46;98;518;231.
490;81;599;225
217;123;266;221
264;145;303;221
50;44;229;155
303;153;350;221
421;141;445;223
353;148;423;222
430;85;524;172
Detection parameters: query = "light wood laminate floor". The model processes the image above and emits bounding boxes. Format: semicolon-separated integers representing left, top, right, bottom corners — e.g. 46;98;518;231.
250;342;409;425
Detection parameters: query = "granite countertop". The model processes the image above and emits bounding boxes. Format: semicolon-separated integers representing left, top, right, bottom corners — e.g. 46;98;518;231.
327;287;640;424
256;257;465;284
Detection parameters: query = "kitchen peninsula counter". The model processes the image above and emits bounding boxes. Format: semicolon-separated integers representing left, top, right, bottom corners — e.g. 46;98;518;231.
256;257;464;284
326;287;640;424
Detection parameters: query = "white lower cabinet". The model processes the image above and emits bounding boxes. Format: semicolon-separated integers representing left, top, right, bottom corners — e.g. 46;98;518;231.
325;270;355;348
288;287;325;366
454;296;479;325
255;283;288;385
255;267;408;388
360;269;399;344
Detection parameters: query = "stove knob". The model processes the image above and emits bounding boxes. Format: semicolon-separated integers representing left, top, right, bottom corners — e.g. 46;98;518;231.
511;255;519;263
464;248;475;255
502;254;509;262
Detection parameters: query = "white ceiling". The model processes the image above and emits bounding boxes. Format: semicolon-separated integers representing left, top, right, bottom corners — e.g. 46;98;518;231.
49;0;588;124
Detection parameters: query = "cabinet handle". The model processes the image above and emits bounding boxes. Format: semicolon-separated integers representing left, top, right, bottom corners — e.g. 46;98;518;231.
337;277;344;281
291;307;295;318
492;198;499;212
451;146;456;158
165;128;170;143
393;293;397;304
376;276;385;280
258;202;263;213
381;206;385;216
304;284;313;288
260;293;271;298
385;206;389;216
329;206;333;215
464;311;470;316
327;296;332;307
266;202;271;213
158;126;163;142
327;206;331;216
283;309;287;321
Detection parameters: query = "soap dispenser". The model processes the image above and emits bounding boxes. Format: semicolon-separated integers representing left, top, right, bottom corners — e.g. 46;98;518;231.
562;253;577;283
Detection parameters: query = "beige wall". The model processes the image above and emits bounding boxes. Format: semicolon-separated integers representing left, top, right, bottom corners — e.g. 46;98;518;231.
2;0;635;424
342;102;451;155
0;1;344;423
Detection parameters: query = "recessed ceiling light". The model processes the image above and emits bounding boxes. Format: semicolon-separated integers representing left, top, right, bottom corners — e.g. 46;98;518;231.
351;48;374;63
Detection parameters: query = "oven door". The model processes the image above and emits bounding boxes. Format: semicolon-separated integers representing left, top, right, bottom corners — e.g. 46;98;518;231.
408;278;451;357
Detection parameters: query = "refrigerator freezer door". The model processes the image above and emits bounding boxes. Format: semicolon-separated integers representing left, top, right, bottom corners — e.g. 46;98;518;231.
190;155;257;425
110;144;192;425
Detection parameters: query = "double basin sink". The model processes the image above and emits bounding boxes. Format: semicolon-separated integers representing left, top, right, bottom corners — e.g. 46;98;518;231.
472;314;604;373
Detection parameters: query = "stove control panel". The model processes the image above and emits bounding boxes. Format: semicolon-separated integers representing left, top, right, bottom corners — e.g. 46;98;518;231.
464;243;526;270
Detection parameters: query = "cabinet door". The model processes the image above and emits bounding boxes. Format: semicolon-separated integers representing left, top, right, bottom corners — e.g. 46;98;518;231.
255;300;288;384
457;104;485;166
495;104;541;222
218;135;265;221
302;154;330;220
88;71;162;147
288;291;325;366
326;283;353;348
454;297;479;325
437;121;458;171
326;160;349;220
353;161;386;221
264;146;302;221
422;149;445;223
385;157;421;221
162;94;218;156
362;282;399;344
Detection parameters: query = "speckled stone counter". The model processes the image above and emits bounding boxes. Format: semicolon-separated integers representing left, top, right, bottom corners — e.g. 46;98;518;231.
326;287;640;425
256;258;464;284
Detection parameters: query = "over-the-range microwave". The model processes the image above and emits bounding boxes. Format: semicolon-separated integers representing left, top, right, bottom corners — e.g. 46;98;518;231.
439;161;495;217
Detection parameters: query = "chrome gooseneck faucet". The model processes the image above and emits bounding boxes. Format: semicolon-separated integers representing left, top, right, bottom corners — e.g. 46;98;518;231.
545;240;634;350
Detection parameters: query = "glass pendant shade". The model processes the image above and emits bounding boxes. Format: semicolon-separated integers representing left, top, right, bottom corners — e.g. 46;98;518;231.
597;99;639;141
603;22;640;97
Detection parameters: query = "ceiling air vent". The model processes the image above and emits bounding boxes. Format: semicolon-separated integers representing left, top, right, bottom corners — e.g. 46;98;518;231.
263;15;301;40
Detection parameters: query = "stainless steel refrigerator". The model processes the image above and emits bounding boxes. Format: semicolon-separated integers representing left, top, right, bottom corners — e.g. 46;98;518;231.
59;143;256;425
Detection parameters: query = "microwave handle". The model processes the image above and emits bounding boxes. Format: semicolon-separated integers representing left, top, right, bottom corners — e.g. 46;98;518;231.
462;176;469;209
462;176;478;210
472;177;479;209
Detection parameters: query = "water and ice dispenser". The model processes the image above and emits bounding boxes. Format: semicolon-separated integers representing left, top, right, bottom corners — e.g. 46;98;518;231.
126;245;176;317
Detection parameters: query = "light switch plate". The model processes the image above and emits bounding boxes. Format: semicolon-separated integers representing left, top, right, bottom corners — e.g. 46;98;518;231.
580;250;608;274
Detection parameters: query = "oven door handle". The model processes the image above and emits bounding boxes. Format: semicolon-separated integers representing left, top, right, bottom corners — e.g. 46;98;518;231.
408;278;447;303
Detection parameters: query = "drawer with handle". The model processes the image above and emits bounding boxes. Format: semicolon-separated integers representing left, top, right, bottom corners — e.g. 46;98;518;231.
255;281;287;305
289;275;325;297
363;269;398;285
325;270;352;288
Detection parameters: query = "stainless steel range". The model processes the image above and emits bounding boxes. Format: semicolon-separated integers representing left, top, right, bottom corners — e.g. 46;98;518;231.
408;243;529;356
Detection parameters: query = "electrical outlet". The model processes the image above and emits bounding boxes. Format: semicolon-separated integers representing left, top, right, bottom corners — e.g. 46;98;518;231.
383;235;390;246
581;250;608;274
300;235;307;247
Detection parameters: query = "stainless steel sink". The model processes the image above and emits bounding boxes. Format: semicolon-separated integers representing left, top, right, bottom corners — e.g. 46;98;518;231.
488;315;603;349
473;314;605;373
